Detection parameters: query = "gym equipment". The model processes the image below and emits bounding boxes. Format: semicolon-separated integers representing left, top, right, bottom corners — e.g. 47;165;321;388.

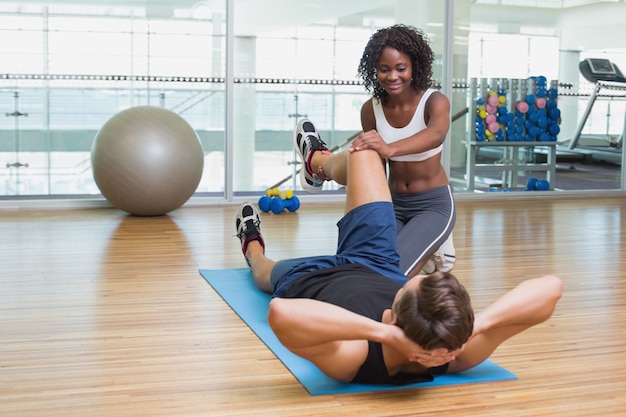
474;77;560;144
265;187;293;200
258;189;300;214
258;195;272;212
535;179;550;191
525;177;550;191
564;58;626;165
269;194;300;214
468;77;560;191
91;105;204;216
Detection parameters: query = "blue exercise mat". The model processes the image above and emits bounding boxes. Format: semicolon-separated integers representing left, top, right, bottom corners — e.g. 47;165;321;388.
199;268;517;396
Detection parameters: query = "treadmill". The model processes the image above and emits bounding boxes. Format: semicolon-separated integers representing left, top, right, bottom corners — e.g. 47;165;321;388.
563;58;626;165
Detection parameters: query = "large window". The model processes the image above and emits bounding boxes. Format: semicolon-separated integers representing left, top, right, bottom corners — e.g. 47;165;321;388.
455;1;624;193
0;4;226;196
0;1;624;202
467;33;559;80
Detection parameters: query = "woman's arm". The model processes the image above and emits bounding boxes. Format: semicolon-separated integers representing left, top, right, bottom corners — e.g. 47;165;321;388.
353;92;450;159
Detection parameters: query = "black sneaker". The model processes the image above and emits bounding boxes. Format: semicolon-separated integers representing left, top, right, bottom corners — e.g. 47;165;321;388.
293;118;329;194
235;203;265;265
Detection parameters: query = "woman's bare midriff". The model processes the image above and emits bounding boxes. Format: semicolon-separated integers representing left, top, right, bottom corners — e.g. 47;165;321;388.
387;158;449;194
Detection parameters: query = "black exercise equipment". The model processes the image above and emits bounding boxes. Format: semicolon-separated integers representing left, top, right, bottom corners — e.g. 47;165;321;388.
564;58;625;165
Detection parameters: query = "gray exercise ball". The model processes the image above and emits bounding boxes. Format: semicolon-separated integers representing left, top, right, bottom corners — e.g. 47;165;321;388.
91;105;204;216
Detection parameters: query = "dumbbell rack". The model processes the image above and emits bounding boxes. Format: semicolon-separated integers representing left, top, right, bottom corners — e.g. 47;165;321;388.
465;140;556;190
465;77;557;191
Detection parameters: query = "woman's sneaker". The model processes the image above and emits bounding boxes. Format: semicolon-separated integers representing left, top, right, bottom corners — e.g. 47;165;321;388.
235;202;265;265
293;119;329;194
421;234;456;274
434;233;456;272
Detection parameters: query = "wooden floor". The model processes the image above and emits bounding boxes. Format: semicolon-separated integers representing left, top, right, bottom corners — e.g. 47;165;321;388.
2;197;625;416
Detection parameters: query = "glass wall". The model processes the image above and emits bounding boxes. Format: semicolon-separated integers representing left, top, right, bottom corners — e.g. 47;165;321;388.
0;0;624;202
230;24;374;195
457;0;625;193
0;2;227;196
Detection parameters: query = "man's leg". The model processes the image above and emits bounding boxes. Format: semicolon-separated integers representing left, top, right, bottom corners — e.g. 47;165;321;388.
294;119;353;189
343;147;391;213
311;149;350;186
293;119;388;210
246;241;275;293
235;203;275;293
448;275;563;373
293;119;332;193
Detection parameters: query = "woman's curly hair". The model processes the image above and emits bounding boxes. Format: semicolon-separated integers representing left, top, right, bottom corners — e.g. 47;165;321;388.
357;24;434;102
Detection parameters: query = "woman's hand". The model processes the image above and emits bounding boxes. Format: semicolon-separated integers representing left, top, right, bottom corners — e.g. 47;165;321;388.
349;130;393;159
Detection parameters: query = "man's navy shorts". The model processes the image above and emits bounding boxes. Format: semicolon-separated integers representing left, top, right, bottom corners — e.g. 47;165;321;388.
271;201;408;298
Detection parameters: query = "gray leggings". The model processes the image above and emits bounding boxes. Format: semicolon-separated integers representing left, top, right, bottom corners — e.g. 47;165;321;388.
392;185;456;276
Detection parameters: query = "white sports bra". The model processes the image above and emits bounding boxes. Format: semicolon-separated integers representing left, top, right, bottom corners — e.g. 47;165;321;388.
372;88;443;162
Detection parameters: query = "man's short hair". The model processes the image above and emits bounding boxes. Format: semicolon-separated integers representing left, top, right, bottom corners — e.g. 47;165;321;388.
394;271;474;351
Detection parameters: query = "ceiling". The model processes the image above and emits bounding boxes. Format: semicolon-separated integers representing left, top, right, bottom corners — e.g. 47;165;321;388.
0;0;622;41
0;0;617;7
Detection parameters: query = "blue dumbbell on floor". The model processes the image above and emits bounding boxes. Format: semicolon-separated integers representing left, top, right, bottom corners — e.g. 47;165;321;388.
269;195;300;214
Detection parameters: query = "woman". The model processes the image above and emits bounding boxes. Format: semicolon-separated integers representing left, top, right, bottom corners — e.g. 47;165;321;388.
294;24;455;277
353;24;455;277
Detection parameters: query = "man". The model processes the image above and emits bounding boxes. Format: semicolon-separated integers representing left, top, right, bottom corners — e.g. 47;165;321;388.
234;133;562;385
